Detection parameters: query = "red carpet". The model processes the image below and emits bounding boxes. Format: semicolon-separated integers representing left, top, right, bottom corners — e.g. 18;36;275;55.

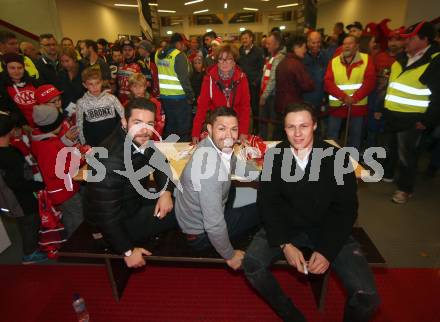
0;265;439;322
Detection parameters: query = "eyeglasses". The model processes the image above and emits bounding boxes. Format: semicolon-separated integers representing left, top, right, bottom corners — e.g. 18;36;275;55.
218;57;234;63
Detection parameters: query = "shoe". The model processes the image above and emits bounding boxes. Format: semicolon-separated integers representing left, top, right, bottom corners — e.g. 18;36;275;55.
392;190;412;204
22;250;48;264
382;177;394;183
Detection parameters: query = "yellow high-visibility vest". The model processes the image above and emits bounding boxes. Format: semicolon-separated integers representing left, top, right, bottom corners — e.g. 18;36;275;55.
0;55;39;79
384;52;439;113
329;53;369;107
155;49;185;97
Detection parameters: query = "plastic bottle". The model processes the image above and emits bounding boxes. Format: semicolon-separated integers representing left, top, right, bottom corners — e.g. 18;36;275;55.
72;293;90;322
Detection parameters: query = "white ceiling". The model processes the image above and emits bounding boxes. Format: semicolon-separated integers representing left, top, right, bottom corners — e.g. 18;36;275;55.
90;0;325;15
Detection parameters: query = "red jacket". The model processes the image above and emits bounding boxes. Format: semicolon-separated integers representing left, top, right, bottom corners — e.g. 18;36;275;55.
275;53;315;113
192;65;251;138
31;133;81;206
6;82;38;127
324;52;376;117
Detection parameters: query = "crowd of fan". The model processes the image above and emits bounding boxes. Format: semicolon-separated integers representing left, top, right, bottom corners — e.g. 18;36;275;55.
0;19;439;264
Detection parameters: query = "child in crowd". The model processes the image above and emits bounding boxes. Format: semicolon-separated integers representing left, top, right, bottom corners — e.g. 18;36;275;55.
76;68;124;146
31;105;83;237
190;54;205;115
127;73;165;139
0;111;46;263
0;53;40;128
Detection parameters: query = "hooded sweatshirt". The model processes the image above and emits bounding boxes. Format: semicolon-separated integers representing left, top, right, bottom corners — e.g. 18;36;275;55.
76;91;124;146
31;132;80;206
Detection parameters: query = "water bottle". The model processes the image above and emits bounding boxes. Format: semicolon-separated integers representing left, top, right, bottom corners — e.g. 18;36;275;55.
72;293;90;322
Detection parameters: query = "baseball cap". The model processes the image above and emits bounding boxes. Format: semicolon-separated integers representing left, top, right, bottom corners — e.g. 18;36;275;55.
400;21;436;40
35;84;63;104
121;39;135;48
347;21;363;31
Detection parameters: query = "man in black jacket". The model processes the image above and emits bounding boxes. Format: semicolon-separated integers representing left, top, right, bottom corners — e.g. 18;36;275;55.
35;34;62;88
238;30;265;133
84;97;177;268
243;103;379;322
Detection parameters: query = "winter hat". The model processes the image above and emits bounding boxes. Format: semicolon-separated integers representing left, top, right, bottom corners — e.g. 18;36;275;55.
138;40;154;53
32;104;63;133
1;53;24;68
35;84;63;104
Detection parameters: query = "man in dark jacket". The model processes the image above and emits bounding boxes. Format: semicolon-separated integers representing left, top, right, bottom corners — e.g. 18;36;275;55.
243;103;379;322
84;97;177;268
238;30;265;133
35;34;62;87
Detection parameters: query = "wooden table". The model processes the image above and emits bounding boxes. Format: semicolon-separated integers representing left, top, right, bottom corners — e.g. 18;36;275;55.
74;140;364;181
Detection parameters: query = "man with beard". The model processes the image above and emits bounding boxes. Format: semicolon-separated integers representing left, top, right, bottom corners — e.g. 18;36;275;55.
175;107;261;270
84;97;177;268
324;35;376;150
35;34;62;87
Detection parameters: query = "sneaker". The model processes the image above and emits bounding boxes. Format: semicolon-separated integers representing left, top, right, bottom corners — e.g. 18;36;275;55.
382;177;394;183
22;250;48;264
392;190;412;204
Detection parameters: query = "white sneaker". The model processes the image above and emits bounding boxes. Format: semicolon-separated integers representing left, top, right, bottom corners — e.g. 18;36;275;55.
392;190;412;204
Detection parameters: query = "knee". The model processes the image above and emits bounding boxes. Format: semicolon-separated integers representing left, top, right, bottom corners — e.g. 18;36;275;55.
242;254;266;279
349;290;381;317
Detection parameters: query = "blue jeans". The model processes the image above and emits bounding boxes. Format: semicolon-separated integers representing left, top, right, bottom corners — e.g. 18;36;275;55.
327;115;364;150
243;228;380;322
187;203;261;252
161;98;192;142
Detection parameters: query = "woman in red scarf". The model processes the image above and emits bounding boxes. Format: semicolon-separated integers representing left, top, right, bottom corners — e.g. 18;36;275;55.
192;44;251;144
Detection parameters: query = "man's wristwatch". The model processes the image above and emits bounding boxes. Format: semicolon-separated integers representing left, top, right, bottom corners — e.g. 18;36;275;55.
124;249;133;257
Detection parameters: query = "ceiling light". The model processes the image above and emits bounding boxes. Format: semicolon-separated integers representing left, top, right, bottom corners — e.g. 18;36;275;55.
184;0;204;5
166;31;173;35
206;28;212;32
224;3;228;9
261;0;270;2
193;9;209;14
276;3;299;8
148;3;158;6
243;7;258;11
279;25;286;30
158;9;176;13
239;27;246;32
114;3;138;7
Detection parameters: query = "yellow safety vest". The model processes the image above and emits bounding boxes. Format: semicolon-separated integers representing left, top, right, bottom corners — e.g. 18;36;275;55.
0;55;39;79
384;52;439;113
329;52;369;107
155;49;185;97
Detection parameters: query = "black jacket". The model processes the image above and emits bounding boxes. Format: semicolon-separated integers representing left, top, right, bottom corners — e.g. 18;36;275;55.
84;127;174;254
384;43;440;131
0;146;44;214
237;45;265;86
35;56;62;88
258;140;358;262
58;61;86;110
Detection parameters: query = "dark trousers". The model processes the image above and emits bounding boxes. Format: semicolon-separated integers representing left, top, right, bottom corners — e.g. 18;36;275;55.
123;202;178;245
259;95;277;140
161;98;192;142
187;203;260;252
249;82;260;134
383;128;423;193
243;229;380;322
17;212;40;255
